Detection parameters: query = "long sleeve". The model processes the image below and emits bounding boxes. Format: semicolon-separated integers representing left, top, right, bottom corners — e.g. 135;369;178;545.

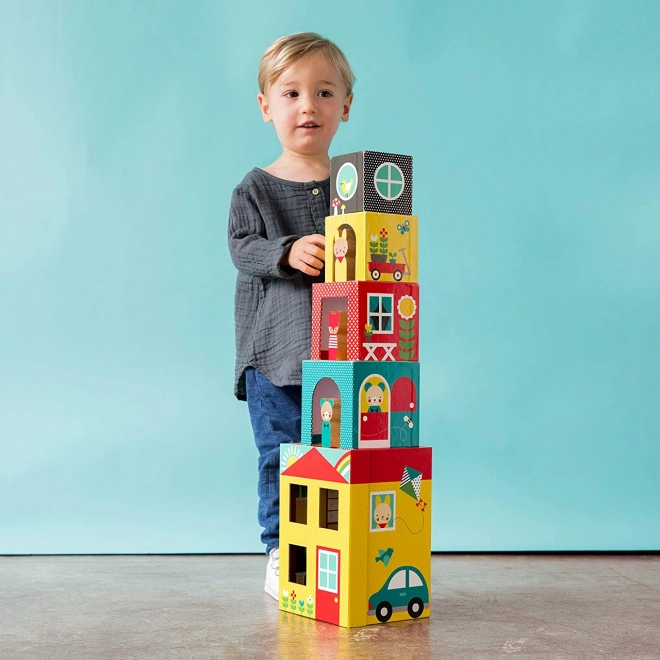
228;168;329;400
228;188;300;279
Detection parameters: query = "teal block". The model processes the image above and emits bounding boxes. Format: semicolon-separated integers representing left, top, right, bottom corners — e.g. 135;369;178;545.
302;360;420;449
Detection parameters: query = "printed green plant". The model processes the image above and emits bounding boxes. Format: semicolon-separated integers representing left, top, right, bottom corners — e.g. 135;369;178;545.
389;252;397;263
282;591;289;609
289;590;297;611
379;228;389;255
398;318;416;360
306;596;314;616
369;234;379;255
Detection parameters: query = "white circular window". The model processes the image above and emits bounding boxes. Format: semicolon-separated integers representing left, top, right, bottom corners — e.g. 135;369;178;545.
336;162;358;201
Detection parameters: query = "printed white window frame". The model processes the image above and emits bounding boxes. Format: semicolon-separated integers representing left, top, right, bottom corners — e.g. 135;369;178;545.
367;294;394;335
317;549;339;593
370;490;396;532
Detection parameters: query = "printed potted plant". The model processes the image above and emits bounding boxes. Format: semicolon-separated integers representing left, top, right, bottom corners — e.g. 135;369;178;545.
369;234;379;260
364;323;373;342
388;251;397;263
370;228;388;262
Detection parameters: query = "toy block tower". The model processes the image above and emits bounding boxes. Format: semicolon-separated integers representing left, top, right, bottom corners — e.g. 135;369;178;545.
279;151;431;628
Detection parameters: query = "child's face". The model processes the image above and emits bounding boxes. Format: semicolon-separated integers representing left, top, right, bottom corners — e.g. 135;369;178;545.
258;53;353;158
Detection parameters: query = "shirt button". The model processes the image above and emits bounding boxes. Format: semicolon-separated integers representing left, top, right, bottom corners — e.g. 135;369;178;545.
312;188;319;195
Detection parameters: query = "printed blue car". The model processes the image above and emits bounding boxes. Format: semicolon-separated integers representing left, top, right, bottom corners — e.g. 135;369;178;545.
367;566;429;622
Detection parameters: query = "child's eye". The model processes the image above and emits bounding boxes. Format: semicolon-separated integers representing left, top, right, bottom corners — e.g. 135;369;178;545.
319;91;333;97
284;91;299;98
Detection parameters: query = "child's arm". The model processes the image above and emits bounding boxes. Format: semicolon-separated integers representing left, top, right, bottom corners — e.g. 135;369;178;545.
228;188;324;278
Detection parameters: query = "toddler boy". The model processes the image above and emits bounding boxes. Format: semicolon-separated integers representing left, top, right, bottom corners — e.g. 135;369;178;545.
227;32;355;599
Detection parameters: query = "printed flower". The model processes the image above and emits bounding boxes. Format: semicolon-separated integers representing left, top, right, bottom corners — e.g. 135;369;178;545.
370;234;378;243
379;228;388;238
397;295;417;320
299;599;305;608
290;590;297;600
282;589;288;598
307;595;314;605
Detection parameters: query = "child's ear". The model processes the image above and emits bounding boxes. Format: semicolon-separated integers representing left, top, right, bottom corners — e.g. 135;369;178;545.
257;92;272;123
341;93;353;122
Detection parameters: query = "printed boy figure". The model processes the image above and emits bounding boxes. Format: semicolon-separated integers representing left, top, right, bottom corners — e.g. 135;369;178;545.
227;33;354;600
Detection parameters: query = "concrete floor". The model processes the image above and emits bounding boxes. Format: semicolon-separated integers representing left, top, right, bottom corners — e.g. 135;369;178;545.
0;555;658;658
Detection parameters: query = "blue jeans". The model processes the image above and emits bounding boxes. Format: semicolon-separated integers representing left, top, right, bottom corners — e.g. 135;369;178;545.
245;367;301;555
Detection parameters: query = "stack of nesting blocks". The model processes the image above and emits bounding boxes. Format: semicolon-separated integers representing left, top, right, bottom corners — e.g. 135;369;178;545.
279;151;431;628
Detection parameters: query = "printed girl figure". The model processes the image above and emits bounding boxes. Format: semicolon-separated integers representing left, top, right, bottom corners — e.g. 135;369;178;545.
320;398;334;447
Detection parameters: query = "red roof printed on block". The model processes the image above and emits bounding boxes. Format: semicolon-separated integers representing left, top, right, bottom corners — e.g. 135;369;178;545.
281;447;348;484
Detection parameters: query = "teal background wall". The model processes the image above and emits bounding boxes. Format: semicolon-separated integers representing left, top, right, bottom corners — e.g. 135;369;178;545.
1;1;658;553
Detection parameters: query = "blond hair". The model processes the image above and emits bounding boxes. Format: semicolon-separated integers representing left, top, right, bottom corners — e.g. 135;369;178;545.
258;32;355;96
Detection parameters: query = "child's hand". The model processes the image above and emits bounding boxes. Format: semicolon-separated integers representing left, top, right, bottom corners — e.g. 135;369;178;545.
285;234;326;276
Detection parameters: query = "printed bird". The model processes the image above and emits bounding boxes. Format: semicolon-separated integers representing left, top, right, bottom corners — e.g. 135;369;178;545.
340;179;354;195
375;548;394;567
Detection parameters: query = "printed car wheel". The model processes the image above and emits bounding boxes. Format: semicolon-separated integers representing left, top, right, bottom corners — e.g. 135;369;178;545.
393;269;403;281
371;268;381;281
407;597;424;618
375;601;392;623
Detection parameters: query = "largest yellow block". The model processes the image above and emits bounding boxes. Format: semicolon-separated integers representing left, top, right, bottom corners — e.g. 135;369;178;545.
325;212;418;284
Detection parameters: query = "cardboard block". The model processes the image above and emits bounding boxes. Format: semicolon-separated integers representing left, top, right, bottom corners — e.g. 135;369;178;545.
330;151;413;216
279;444;432;627
326;212;418;284
302;361;420;449
311;281;420;362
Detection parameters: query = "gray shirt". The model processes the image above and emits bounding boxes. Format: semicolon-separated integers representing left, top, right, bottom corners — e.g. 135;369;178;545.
228;168;330;400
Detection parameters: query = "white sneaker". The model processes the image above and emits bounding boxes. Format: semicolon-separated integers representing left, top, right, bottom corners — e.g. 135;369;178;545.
264;547;279;600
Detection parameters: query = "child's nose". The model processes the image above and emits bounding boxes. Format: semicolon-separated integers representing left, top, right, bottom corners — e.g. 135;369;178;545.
301;94;317;112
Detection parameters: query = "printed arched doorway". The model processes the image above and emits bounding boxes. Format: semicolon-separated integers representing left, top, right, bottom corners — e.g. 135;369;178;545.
358;375;390;449
312;377;341;448
391;376;417;447
338;223;356;281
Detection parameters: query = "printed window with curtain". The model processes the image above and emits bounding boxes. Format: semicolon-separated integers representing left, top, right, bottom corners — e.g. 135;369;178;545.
368;294;394;333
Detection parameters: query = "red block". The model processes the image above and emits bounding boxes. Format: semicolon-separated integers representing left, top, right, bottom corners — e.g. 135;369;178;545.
311;281;420;363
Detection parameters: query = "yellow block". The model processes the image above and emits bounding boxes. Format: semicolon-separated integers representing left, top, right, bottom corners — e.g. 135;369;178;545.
326;212;418;284
279;474;432;628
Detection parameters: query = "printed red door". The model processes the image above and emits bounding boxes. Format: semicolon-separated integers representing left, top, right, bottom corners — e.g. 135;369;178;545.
316;547;340;625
